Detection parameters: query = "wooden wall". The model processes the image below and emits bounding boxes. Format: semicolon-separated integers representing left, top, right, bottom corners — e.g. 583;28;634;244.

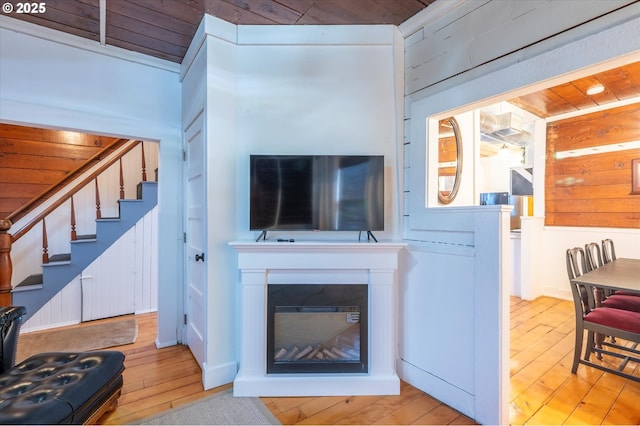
545;103;640;228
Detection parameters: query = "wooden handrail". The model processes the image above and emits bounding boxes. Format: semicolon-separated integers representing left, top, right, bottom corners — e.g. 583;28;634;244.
10;140;142;243
6;138;131;225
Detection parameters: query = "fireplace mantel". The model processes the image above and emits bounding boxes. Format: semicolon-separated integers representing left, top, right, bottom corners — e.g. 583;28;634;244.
230;241;405;397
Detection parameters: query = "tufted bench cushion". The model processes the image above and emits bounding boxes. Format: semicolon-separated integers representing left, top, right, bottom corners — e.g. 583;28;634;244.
0;351;125;424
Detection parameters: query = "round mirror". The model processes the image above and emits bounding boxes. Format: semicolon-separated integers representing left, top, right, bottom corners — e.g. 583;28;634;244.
437;117;462;204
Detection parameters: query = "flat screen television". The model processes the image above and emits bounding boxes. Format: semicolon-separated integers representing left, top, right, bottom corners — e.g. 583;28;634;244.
250;155;384;235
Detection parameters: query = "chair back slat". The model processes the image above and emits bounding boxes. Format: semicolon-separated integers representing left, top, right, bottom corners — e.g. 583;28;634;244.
584;242;603;272
602;238;617;264
566;247;594;315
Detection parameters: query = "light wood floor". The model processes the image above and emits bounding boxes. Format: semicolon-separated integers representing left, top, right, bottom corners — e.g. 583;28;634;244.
77;296;639;424
509;296;639;425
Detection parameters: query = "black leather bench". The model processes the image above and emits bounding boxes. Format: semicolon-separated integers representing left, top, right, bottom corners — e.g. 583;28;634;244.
0;306;125;424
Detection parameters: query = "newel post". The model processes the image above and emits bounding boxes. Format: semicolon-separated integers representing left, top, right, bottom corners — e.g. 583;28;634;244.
0;219;13;306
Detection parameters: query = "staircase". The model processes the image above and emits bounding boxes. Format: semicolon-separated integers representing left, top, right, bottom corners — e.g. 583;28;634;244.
12;181;158;318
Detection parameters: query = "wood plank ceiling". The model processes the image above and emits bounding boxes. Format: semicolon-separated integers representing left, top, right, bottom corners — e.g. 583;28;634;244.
0;124;124;220
4;0;434;63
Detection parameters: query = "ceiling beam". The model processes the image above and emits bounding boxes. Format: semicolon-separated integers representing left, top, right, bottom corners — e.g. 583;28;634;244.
100;0;106;45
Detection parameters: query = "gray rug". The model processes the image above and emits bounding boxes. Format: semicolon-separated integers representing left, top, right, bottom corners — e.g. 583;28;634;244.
137;388;280;425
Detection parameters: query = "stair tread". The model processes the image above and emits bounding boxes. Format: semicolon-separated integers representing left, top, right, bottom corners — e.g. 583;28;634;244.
47;253;71;263
15;274;43;289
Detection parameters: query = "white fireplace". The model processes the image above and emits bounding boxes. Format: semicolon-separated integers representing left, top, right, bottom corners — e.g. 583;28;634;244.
229;241;405;397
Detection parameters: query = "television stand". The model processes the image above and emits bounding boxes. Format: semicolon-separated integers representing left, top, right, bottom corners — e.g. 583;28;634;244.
256;230;267;242
359;230;378;242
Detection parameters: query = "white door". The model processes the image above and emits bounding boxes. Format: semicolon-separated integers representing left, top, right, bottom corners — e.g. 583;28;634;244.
184;112;207;367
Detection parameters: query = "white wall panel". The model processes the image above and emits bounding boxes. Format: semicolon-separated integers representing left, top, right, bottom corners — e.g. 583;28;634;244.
403;0;638;95
9;225;42;288
399;206;510;424
235;26;403;242
20;275;82;331
82;227;136;321
204;31;238;390
43;200;71;258
74;182;99;237
400;248;475;390
135;206;159;313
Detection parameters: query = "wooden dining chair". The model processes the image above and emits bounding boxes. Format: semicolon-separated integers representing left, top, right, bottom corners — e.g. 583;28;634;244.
568;247;609;354
566;247;640;382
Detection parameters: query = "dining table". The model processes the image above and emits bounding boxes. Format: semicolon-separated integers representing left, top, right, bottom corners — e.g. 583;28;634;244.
571;257;640;295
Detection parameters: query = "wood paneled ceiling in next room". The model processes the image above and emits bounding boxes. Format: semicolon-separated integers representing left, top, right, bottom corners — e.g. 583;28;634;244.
510;61;640;119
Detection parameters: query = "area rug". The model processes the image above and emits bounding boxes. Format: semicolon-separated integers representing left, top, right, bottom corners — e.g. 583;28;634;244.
16;317;138;362
136;388;280;425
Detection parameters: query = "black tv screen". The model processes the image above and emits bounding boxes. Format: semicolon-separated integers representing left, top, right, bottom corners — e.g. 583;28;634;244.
250;155;384;232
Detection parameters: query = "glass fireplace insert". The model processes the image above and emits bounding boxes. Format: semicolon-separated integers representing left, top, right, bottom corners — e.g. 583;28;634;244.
267;284;368;374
